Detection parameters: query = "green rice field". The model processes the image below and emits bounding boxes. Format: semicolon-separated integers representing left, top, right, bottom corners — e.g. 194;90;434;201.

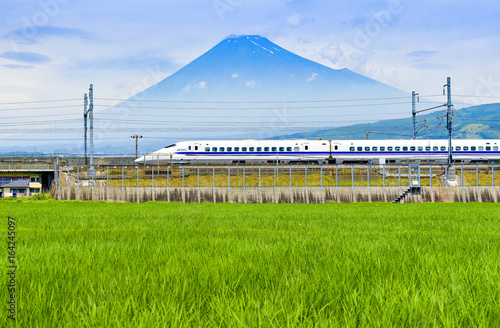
2;200;500;327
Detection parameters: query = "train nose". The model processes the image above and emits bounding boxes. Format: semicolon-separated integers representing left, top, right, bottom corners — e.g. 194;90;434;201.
135;156;146;164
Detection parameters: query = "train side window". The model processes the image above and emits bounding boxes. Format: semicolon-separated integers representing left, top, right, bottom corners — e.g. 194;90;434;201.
403;146;408;151
294;147;299;151
305;145;309;150
264;147;270;151
440;146;446;151
478;146;484;151
380;147;385;151
357;147;362;151
257;147;262;151
395;147;401;151
234;147;240;151
365;147;370;151
205;147;210;152
471;146;476;151
212;147;217;152
388;147;393;151
433;146;438;151
463;146;469;151
455;146;461;151
227;147;232;152
286;147;292;151
486;146;491;151
350;147;355;151
410;146;415;151
248;147;254;151
279;147;285;151
219;147;225;152
494;146;498;151
425;146;431;151
272;147;277;152
373;147;378;151
242;147;247;152
335;145;338;150
418;146;423;151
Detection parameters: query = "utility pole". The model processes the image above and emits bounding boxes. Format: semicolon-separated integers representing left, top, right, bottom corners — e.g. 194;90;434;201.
89;84;94;188
84;94;88;165
444;77;453;165
130;135;143;158
412;91;419;139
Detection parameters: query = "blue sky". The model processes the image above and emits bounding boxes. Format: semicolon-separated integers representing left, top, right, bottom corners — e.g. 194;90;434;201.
1;0;500;107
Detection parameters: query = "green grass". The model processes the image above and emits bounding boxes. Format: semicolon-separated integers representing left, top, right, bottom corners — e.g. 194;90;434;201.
2;201;500;327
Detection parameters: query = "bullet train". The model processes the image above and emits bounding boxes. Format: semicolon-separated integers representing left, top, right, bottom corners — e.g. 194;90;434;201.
135;139;500;165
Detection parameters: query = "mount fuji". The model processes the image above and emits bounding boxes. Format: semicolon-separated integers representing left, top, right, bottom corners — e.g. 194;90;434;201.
6;35;414;154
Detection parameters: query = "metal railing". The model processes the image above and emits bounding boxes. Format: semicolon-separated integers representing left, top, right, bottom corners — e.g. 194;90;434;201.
55;163;500;190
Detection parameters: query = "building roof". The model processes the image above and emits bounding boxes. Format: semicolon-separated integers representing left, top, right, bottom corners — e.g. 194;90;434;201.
0;179;30;188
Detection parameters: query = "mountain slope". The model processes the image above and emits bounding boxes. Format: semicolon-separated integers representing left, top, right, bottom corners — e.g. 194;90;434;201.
272;103;500;140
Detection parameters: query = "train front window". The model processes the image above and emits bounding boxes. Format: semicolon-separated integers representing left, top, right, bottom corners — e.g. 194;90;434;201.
164;144;176;149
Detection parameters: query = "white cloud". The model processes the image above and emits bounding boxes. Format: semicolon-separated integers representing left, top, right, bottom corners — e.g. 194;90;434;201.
182;84;191;92
306;73;318;82
231;73;238;78
246;80;256;87
196;81;207;89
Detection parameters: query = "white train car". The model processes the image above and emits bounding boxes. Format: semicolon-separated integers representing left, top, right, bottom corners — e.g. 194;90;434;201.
135;139;500;164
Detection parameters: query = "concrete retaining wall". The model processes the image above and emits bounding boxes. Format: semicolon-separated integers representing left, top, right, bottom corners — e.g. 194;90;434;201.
54;186;500;203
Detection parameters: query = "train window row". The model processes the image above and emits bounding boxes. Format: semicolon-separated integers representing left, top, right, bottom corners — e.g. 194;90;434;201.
349;146;499;152
201;146;302;152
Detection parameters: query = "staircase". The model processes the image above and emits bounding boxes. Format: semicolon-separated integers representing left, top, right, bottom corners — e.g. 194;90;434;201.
393;187;421;203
